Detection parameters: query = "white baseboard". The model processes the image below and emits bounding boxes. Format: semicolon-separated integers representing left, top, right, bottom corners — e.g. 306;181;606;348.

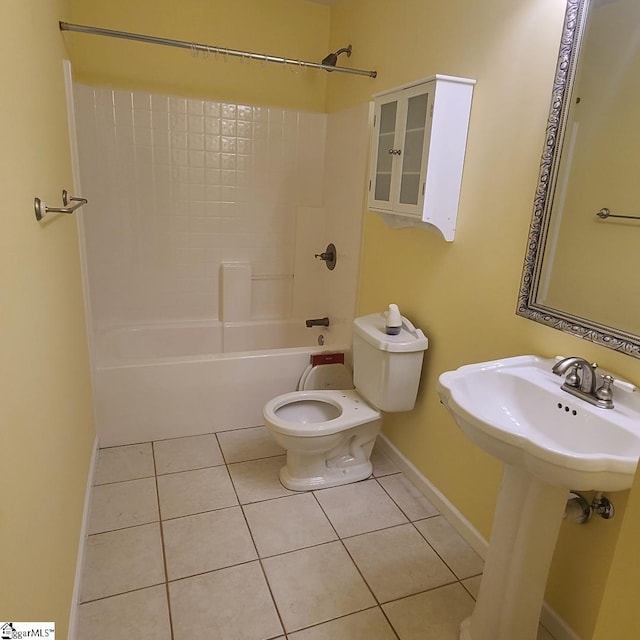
376;434;582;640
67;435;99;640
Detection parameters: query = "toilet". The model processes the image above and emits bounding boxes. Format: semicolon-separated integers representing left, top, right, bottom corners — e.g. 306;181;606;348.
263;311;428;490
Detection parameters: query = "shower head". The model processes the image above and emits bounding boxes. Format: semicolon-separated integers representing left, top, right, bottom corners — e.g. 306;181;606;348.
321;44;352;70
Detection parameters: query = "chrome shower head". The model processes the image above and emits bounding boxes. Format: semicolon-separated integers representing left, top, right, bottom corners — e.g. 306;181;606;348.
321;44;352;70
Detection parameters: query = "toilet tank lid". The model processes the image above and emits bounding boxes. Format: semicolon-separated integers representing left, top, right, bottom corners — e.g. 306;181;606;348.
353;312;428;353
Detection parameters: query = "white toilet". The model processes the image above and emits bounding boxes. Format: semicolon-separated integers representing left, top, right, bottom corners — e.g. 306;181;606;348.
263;311;428;490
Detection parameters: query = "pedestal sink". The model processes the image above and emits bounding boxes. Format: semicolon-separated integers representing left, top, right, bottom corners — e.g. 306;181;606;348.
437;355;640;640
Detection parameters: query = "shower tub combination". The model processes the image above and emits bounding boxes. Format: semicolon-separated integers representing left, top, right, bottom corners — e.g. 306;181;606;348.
93;320;339;446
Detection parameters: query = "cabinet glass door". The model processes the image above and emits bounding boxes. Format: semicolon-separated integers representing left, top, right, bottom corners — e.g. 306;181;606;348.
399;90;430;207
373;100;398;203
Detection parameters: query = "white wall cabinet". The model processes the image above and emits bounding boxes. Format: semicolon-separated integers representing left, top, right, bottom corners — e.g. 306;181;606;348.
368;75;475;241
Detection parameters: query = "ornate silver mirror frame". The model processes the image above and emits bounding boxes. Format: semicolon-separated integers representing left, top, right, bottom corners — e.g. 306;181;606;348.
516;0;640;360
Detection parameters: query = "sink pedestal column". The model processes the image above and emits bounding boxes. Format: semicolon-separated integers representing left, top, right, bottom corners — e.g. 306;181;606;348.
460;464;569;640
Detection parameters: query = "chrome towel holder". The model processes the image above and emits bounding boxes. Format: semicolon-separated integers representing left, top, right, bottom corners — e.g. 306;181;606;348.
596;207;640;221
34;189;88;221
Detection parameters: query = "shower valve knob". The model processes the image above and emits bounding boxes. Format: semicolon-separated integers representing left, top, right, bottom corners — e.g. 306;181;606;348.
314;243;337;270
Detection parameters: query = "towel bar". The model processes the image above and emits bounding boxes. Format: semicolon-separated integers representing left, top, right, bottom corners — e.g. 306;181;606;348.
596;207;640;221
35;189;88;221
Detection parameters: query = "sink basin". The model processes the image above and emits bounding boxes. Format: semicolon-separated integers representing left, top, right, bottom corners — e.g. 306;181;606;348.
438;355;640;491
438;355;640;640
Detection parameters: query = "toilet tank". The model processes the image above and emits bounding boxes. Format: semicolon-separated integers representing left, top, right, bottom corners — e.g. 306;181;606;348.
352;312;429;412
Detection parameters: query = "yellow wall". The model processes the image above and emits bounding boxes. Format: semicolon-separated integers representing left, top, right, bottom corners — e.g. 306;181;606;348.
67;0;331;111
0;0;95;636
327;0;640;638
592;470;640;639
10;0;640;637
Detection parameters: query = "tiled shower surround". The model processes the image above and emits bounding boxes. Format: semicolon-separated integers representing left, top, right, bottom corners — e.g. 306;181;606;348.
74;84;329;328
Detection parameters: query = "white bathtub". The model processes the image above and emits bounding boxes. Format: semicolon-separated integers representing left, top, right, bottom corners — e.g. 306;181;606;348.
93;320;341;446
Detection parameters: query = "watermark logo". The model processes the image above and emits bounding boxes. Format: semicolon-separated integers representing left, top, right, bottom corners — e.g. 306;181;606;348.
0;623;55;639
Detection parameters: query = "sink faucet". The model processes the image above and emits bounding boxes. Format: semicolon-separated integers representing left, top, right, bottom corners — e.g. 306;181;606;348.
306;317;330;328
552;357;597;394
552;357;614;409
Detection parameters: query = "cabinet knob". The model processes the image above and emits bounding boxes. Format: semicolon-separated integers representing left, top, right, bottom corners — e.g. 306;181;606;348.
388;148;402;156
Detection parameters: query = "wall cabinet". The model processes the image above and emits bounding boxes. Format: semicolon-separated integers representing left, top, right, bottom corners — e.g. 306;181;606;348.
368;75;475;241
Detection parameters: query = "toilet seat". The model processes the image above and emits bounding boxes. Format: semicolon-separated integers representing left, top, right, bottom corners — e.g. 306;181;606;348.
264;389;380;437
298;363;355;391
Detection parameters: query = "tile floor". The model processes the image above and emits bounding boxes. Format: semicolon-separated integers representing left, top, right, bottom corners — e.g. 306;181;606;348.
76;426;556;640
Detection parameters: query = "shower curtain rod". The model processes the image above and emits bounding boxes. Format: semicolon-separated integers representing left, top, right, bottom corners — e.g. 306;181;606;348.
59;22;378;79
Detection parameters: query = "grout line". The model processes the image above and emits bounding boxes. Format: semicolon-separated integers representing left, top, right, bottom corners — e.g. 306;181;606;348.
219;430;288;638
154;462;228;477
86;520;159;538
310;489;401;640
215;431;231;466
93;473;156;487
151;441;176;640
379;577;463;606
86;519;161;537
460;577;480;602
224;451;287;466
96;440;155;449
79;582;167;605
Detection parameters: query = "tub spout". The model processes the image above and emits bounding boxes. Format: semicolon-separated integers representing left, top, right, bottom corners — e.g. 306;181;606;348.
306;317;330;328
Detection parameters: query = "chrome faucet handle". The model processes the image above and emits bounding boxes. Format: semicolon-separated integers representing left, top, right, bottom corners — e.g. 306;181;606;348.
595;375;615;407
565;363;581;388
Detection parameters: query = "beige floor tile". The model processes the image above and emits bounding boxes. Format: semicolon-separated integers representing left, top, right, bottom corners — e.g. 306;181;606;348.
415;516;484;579
169;561;283;640
157;466;237;519
288;607;397;640
88;477;159;534
153;434;224;474
76;585;171;640
163;506;257;580
370;446;399;477
81;524;165;602
314;479;408;538
377;474;439;521
94;443;155;485
217;425;285;463
243;493;337;557
383;583;474;640
228;455;297;504
344;524;456;603
82;425;517;640
262;541;376;633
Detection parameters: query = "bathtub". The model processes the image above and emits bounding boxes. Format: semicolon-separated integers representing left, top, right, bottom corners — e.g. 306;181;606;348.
92;320;342;446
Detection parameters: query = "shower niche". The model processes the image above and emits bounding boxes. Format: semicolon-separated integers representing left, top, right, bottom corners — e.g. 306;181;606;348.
368;74;475;241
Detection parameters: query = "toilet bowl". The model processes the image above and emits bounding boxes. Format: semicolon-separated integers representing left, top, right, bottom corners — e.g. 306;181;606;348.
263;311;429;491
264;388;382;491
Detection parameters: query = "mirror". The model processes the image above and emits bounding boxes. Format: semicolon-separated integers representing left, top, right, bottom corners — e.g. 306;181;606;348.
517;0;640;359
